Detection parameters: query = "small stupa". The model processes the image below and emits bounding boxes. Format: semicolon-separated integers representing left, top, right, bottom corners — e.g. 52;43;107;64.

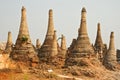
94;23;105;61
36;39;41;49
5;31;13;53
60;34;67;57
94;23;104;49
103;32;117;70
51;30;58;57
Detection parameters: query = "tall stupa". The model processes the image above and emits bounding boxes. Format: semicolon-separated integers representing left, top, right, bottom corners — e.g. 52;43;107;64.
65;7;94;66
10;6;37;62
38;9;58;60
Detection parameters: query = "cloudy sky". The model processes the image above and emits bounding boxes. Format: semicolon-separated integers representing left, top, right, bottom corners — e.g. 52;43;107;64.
0;0;120;49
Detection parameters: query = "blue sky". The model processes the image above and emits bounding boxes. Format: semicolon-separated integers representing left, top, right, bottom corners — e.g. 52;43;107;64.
0;0;120;49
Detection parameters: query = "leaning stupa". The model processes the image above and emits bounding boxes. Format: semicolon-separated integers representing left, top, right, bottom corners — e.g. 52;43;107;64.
10;6;38;62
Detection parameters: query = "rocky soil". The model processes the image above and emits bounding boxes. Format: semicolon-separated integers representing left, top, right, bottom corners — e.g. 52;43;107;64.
0;57;120;80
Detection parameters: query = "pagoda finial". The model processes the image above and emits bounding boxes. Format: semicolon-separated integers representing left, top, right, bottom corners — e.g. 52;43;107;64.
36;39;41;49
79;7;87;36
46;9;54;39
82;7;86;12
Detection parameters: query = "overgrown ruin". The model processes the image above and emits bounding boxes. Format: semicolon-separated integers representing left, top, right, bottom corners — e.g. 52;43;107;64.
10;6;39;67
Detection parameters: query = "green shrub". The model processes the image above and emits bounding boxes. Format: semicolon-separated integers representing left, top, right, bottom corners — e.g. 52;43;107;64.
21;36;28;42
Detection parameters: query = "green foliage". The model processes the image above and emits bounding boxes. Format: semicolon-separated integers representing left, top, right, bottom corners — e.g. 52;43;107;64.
21;35;28;42
23;73;29;80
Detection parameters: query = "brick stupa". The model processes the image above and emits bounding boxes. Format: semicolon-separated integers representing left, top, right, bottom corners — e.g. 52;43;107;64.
5;31;13;53
10;6;38;62
38;9;58;60
94;23;104;50
70;7;94;56
65;7;94;66
60;34;67;57
36;39;41;49
103;32;117;70
94;23;106;61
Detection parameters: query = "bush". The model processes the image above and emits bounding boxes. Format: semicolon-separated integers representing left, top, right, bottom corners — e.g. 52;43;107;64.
21;36;28;42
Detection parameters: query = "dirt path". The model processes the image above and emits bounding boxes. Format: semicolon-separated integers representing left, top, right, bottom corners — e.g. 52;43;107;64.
57;74;83;80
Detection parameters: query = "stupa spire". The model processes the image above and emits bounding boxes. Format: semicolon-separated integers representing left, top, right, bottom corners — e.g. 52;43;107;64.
38;9;58;60
109;32;115;50
61;34;66;50
79;7;87;36
94;23;104;48
5;31;13;53
72;7;94;54
10;6;37;62
46;9;54;39
103;32;117;70
36;39;41;49
15;6;32;47
60;34;67;57
18;6;29;36
51;30;58;56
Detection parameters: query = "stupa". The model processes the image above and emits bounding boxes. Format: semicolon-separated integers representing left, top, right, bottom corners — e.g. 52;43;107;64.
69;7;94;57
103;32;117;70
5;31;13;53
10;6;38;62
38;9;58;60
65;7;94;66
94;23;106;61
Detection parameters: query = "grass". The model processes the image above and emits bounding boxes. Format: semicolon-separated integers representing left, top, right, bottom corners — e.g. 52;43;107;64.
23;73;29;80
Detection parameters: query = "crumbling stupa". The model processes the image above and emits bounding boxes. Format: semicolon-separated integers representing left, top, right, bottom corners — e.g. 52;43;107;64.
69;7;94;57
103;32;117;70
10;6;38;62
5;31;13;53
94;23;106;61
36;39;41;49
60;34;67;57
51;30;58;57
38;9;58;60
94;23;104;50
65;7;94;66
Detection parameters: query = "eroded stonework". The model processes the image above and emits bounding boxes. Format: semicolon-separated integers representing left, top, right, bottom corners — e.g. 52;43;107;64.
38;9;59;61
10;6;38;64
103;32;117;70
65;7;95;66
94;23;107;62
5;31;13;53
